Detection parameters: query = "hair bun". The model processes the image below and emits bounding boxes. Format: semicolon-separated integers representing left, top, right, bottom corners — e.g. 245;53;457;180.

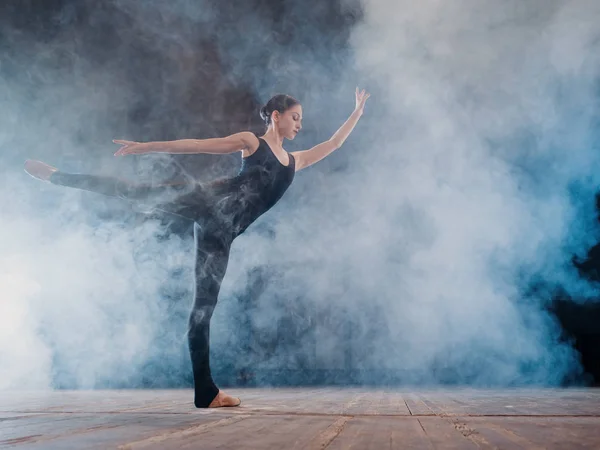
259;105;271;124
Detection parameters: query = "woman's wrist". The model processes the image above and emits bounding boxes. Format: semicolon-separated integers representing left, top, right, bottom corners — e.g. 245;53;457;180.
141;142;158;153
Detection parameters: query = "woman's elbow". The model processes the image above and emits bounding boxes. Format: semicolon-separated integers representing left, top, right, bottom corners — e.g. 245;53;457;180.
329;138;342;150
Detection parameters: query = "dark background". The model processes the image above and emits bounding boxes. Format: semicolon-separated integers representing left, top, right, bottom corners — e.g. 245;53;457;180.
2;0;599;387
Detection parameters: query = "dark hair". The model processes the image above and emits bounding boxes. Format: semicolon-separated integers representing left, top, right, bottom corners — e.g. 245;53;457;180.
259;94;300;126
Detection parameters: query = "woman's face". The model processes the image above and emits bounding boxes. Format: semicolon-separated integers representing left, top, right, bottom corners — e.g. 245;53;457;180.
274;104;303;140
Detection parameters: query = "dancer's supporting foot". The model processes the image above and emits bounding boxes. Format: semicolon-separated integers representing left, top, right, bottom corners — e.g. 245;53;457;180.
24;160;57;181
208;390;241;408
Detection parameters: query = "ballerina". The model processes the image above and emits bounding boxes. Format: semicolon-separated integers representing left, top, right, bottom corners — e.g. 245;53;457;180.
25;87;370;408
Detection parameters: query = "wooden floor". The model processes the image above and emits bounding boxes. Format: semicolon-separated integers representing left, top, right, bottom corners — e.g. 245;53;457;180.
1;388;599;449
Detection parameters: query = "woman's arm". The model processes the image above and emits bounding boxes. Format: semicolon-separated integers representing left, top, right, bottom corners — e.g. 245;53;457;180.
113;131;259;156
291;88;370;171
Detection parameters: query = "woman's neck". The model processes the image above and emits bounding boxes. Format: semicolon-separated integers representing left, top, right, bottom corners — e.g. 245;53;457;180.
262;128;284;149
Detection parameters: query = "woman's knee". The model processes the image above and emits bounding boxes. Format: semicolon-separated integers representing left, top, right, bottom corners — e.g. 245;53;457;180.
189;304;214;327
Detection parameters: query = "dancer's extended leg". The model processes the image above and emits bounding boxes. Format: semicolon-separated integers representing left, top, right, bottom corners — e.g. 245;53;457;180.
24;160;204;221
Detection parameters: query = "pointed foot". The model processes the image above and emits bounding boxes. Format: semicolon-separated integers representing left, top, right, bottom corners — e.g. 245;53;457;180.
24;160;58;182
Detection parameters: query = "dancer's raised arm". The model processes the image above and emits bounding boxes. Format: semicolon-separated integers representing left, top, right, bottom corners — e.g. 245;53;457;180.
291;88;370;171
113;131;259;156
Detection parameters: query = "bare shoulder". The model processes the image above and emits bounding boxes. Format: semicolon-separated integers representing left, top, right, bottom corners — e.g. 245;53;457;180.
236;131;260;157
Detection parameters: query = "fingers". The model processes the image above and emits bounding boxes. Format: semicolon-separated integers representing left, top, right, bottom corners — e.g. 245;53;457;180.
114;145;135;155
114;146;130;156
356;87;368;98
113;139;134;156
114;143;126;156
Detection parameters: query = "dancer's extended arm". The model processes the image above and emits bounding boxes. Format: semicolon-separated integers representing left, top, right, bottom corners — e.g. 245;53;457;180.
291;88;370;171
113;132;259;156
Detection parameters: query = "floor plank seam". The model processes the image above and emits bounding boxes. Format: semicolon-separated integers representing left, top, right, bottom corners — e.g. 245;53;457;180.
0;435;44;446
315;415;353;450
0;424;124;447
416;418;436;450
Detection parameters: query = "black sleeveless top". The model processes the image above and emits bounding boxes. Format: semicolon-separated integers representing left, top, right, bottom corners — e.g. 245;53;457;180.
239;137;295;208
206;137;295;239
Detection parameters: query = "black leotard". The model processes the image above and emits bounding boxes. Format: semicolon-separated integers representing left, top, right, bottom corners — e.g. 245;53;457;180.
48;136;296;407
208;137;296;238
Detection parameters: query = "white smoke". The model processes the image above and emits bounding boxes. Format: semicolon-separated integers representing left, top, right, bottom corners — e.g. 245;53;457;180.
224;0;600;384
0;172;192;389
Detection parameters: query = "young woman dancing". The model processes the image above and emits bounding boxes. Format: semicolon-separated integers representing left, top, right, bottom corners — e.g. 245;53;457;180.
24;87;371;408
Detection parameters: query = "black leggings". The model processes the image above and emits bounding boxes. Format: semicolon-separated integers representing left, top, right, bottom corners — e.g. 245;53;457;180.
51;172;232;407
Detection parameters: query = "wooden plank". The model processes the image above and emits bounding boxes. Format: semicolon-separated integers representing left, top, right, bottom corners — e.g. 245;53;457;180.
418;417;488;449
417;388;600;416
462;417;600;450
123;415;340;450
0;413;227;449
403;393;436;416
0;390;189;414
326;417;436;450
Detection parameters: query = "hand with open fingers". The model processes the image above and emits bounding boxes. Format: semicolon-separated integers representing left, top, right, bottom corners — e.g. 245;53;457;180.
355;87;371;114
113;139;147;156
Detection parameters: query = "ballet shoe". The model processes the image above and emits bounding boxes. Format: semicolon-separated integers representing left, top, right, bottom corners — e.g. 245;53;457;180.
208;390;241;408
24;160;58;182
